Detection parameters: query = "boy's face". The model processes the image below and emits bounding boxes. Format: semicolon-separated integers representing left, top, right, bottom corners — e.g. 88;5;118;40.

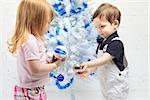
93;17;118;39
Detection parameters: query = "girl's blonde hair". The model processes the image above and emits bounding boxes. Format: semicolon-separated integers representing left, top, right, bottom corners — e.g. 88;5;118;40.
8;0;55;54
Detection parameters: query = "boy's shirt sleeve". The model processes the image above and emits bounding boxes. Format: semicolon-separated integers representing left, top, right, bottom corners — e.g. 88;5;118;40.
106;41;124;61
21;35;40;61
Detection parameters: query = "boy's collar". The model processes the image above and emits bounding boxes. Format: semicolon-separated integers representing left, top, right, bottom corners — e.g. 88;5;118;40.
99;31;119;50
104;31;119;42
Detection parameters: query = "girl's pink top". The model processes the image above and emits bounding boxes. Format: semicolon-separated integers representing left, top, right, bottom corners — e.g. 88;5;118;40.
16;34;48;88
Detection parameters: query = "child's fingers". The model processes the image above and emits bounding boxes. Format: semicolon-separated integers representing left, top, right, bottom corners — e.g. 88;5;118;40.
74;68;85;73
82;65;88;71
55;59;62;67
79;73;89;79
75;65;88;73
73;64;88;75
78;70;88;75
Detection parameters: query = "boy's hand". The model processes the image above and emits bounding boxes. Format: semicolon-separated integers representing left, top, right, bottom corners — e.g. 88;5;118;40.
73;63;88;74
78;67;96;79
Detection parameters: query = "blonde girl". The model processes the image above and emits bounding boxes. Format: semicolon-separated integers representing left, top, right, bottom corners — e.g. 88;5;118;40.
8;0;60;99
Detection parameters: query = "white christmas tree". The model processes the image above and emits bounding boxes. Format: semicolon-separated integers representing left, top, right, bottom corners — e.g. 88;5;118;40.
45;0;100;90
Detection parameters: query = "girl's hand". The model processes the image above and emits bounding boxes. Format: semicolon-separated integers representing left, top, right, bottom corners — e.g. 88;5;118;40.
52;59;62;68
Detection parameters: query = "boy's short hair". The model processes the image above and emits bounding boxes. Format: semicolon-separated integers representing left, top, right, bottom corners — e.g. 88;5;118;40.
93;3;121;25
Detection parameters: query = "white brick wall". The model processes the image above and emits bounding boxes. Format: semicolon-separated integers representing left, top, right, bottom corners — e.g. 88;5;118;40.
0;0;149;100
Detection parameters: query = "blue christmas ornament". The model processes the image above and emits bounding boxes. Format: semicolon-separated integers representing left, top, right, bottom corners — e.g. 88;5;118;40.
57;74;64;82
53;2;67;16
54;45;68;57
56;26;60;35
50;72;74;90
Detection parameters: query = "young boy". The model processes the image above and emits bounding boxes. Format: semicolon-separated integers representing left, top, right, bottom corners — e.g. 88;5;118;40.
74;3;129;100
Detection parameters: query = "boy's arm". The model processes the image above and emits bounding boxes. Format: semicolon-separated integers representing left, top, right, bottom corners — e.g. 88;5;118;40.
85;52;113;68
75;52;113;74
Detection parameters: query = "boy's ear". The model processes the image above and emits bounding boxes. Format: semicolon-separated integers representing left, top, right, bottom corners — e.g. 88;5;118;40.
113;20;119;28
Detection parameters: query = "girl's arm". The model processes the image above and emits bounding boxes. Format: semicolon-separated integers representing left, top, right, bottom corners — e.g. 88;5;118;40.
27;59;61;76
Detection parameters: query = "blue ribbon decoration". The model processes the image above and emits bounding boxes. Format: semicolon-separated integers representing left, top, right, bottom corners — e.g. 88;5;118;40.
53;2;66;16
50;73;74;90
70;2;88;15
53;1;88;16
82;20;92;29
